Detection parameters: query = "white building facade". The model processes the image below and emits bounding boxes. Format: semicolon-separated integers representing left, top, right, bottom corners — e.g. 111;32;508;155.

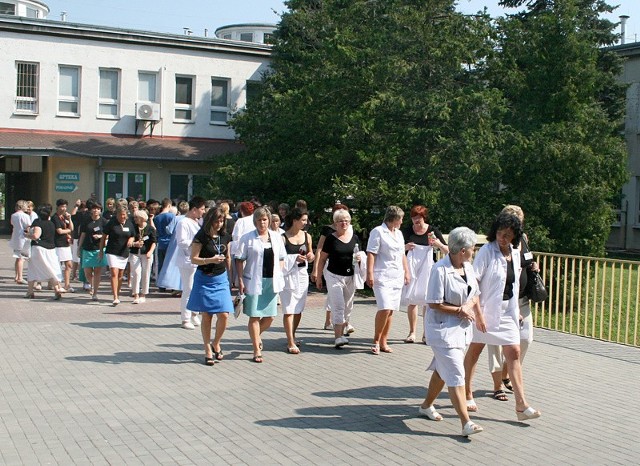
0;13;271;230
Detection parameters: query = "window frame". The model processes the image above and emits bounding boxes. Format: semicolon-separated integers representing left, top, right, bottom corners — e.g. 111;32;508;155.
57;65;81;117
174;75;195;123
98;68;121;119
138;71;159;103
15;61;39;115
210;77;230;125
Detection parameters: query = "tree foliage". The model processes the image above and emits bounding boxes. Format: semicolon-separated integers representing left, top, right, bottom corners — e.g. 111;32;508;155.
207;0;627;255
490;0;628;255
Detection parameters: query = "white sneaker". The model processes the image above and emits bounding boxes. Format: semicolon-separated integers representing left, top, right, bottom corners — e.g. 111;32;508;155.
83;283;91;291
92;293;98;301
132;298;140;304
334;336;349;348
138;296;146;303
344;323;355;335
67;286;76;293
182;321;195;330
34;283;42;291
192;315;201;327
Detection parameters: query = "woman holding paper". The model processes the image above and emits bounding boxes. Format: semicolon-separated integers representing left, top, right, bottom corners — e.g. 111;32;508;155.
401;205;448;343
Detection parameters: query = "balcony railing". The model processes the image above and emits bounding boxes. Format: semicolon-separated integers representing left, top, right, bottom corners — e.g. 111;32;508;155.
532;252;639;347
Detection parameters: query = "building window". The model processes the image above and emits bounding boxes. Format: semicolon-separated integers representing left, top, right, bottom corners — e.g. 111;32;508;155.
240;32;254;42
15;62;39;114
170;174;209;201
222;34;232;40
138;71;158;102
58;66;80;116
175;75;194;121
0;2;15;15
98;68;120;118
210;78;230;124
246;81;261;107
26;7;39;18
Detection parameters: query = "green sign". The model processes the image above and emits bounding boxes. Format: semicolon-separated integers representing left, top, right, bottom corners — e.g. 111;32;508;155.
57;172;80;181
55;183;78;193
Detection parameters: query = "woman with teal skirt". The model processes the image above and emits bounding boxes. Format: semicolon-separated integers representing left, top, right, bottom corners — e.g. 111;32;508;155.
187;207;233;366
235;207;286;363
78;203;108;301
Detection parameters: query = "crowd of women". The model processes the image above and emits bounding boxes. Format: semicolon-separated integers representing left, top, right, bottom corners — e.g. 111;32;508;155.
9;195;541;437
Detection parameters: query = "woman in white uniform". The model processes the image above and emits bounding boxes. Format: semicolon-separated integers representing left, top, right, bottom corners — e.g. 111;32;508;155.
463;212;541;421
419;227;484;437
366;206;410;355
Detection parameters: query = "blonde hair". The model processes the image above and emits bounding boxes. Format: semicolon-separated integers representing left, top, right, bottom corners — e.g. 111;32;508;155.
134;210;148;221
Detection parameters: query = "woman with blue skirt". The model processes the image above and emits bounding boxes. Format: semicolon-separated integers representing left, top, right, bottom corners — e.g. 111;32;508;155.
187;207;233;366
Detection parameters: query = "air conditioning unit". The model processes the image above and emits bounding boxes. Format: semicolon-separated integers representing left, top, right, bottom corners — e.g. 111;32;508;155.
135;102;160;121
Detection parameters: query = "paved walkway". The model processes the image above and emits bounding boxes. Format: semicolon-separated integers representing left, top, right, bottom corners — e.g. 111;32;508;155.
1;237;639;465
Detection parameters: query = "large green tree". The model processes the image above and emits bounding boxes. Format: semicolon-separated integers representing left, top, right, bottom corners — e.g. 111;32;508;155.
208;0;627;255
491;0;628;255
212;0;507;230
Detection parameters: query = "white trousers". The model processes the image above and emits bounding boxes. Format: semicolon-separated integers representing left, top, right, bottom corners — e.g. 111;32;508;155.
129;253;153;295
179;266;198;322
324;270;355;325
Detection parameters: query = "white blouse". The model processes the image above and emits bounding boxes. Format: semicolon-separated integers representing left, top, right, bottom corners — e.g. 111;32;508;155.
366;222;405;287
425;255;479;348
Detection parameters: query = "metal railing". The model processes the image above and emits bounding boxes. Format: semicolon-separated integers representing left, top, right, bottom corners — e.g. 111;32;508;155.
533;252;640;347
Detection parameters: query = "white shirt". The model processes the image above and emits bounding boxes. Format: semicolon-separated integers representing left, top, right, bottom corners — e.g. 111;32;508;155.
174;217;201;269
235;229;286;295
366;223;405;287
425;255;479;348
473;241;521;331
9;210;31;250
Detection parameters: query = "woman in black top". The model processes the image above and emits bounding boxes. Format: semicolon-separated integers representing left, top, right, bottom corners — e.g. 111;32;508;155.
129;210;157;304
99;206;135;305
400;204;449;343
79;203;108;301
24;204;64;300
311;203;351;331
314;209;362;349
187;207;233;366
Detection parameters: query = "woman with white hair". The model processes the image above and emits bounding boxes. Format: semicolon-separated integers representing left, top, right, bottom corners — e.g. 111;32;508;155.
366;206;411;355
315;209;363;349
418;227;484;437
129;209;157;304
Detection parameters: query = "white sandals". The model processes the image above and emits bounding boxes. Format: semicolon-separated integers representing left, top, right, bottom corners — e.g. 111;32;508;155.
462;421;483;437
418;405;443;421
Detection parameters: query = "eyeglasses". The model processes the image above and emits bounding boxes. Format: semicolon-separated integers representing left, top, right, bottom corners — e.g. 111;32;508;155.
337;220;351;224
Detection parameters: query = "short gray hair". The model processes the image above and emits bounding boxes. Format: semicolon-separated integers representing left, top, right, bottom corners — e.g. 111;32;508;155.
448;227;476;254
134;210;148;221
383;205;404;224
253;206;271;224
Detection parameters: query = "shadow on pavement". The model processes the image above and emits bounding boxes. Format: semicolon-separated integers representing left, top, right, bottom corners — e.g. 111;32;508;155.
255;402;469;441
70;321;177;329
65;351;196;364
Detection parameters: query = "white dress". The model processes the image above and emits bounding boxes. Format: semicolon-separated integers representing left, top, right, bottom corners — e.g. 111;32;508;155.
472;241;521;346
366;223;405;311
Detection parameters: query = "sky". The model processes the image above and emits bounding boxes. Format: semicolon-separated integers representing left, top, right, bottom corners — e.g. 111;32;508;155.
42;0;640;44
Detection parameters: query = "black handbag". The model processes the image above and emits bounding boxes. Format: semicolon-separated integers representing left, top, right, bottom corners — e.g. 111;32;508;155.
525;268;548;303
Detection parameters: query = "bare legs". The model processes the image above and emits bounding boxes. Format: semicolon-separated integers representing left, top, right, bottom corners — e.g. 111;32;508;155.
406;304;418;341
202;312;228;359
109;267;124;303
14;257;24;283
283;313;302;352
248;316;274;359
373;309;394;351
463;342;485;403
